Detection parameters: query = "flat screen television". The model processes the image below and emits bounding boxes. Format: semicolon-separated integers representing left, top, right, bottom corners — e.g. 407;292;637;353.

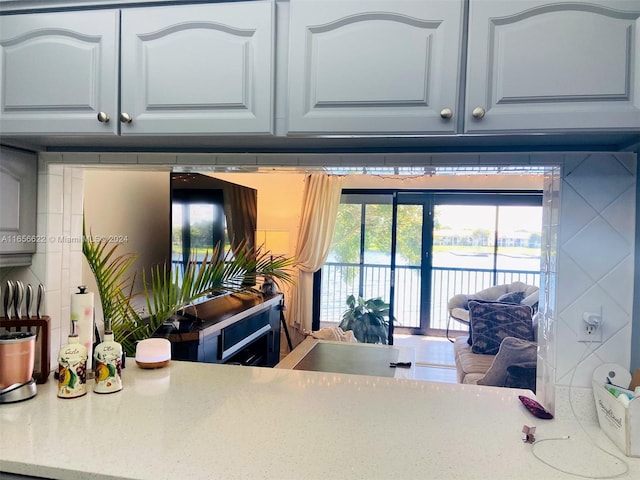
170;172;257;287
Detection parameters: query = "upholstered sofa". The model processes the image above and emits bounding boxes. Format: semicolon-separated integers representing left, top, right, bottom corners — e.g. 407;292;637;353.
449;281;539;391
448;281;539;330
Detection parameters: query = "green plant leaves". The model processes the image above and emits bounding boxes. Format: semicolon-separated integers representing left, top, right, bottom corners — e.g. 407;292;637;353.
339;295;391;344
83;215;295;357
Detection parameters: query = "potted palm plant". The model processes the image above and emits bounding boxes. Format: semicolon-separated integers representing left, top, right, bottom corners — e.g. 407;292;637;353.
82;220;294;357
338;295;391;344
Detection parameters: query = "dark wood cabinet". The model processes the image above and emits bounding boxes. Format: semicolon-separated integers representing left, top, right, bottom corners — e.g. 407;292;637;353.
158;293;283;367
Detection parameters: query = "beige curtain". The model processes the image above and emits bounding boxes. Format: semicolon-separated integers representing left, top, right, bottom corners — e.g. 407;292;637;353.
289;174;344;337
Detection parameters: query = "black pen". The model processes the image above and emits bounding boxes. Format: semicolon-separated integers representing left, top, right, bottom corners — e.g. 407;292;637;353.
390;362;412;368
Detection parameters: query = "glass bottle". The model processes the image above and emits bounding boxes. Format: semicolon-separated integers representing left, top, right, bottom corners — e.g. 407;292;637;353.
57;319;88;398
93;318;123;394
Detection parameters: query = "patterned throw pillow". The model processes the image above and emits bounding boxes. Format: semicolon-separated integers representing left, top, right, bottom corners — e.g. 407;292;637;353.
466;298;521;346
468;301;534;355
496;291;525;304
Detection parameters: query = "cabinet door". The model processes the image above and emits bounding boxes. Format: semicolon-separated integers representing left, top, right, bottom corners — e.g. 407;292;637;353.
0;147;37;266
287;0;463;135
0;10;119;135
465;0;640;133
120;1;275;135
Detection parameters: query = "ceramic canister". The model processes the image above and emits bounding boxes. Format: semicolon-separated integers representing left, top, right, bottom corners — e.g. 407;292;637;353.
0;332;36;389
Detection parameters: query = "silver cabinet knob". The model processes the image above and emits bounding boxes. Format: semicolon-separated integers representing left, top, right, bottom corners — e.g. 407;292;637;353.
472;107;486;119
440;108;453;119
97;112;110;123
120;112;133;124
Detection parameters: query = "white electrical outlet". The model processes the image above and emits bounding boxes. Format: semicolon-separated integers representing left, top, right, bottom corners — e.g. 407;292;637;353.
578;311;602;342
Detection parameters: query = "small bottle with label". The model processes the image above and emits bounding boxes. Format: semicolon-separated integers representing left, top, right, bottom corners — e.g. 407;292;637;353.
93;318;123;394
57;319;88;398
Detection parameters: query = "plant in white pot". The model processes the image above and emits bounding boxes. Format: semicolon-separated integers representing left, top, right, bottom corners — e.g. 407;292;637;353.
338;295;392;344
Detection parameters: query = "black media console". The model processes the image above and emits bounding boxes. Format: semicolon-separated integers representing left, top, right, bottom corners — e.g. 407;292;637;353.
154;293;283;367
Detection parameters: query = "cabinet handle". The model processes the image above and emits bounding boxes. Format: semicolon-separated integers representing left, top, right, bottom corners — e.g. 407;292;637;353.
440;108;453;119
97;112;110;123
120;112;133;124
472;107;486;119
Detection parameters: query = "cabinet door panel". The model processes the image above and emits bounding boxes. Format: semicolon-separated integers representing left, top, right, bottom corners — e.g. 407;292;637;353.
288;0;463;135
466;0;640;133
121;1;274;135
0;147;37;266
0;10;119;135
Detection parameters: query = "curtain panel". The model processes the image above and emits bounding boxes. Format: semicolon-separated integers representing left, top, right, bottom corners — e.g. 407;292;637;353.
290;174;344;337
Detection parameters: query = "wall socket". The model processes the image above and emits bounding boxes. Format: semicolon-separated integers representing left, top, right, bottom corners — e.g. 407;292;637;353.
578;311;602;342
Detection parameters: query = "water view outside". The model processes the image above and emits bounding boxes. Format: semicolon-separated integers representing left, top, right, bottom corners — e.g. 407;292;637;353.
171;202;229;278
320;202;542;335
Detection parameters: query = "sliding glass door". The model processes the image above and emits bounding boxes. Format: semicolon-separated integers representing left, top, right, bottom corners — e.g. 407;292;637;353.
393;195;431;335
316;191;542;339
318;194;394;327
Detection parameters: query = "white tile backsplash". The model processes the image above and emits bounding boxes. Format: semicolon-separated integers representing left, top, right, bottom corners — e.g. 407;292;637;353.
601;186;637;240
45;214;64;253
46;171;64;215
563;154;634;212
556;255;595;312
558;184;598;239
541;152;637;421
599;260;635;315
563;217;629;280
27;162;86;369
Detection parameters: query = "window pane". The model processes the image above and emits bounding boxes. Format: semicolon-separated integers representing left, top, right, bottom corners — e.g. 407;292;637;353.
433;204;496;270
362;203;392;301
433;204;497;311
394;205;423;329
328;203;361;264
171;202;184;266
321;203;362;324
495;206;542;284
189;204;215;259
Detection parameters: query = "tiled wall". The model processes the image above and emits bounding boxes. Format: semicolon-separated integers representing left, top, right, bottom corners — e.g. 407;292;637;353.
35;161;84;368
536;153;637;421
30;151;637;417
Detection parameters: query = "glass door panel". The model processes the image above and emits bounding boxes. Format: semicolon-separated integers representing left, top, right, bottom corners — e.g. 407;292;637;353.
433;205;498;303
321;203;362;325
394;204;424;330
362;203;392;301
320;196;393;326
495;206;542;285
172;201;224;280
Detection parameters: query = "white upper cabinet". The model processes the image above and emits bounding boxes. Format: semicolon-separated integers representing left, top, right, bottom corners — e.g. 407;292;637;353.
465;0;640;133
0;10;119;135
0;147;37;267
0;1;275;136
286;0;464;135
120;1;274;135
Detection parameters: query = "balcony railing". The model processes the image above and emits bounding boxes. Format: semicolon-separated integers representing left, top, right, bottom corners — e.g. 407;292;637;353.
320;263;540;334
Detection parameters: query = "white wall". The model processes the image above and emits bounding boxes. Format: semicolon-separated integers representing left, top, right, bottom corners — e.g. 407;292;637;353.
81;169;170;299
212;171;307;259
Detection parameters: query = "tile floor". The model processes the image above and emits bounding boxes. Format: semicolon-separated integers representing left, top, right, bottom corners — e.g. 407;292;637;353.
393;334;458;383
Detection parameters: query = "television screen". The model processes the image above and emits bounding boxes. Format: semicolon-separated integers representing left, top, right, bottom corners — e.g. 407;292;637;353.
170;172;257;288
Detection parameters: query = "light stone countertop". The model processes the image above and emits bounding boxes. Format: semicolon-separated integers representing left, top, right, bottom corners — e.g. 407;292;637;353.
1;360;639;480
